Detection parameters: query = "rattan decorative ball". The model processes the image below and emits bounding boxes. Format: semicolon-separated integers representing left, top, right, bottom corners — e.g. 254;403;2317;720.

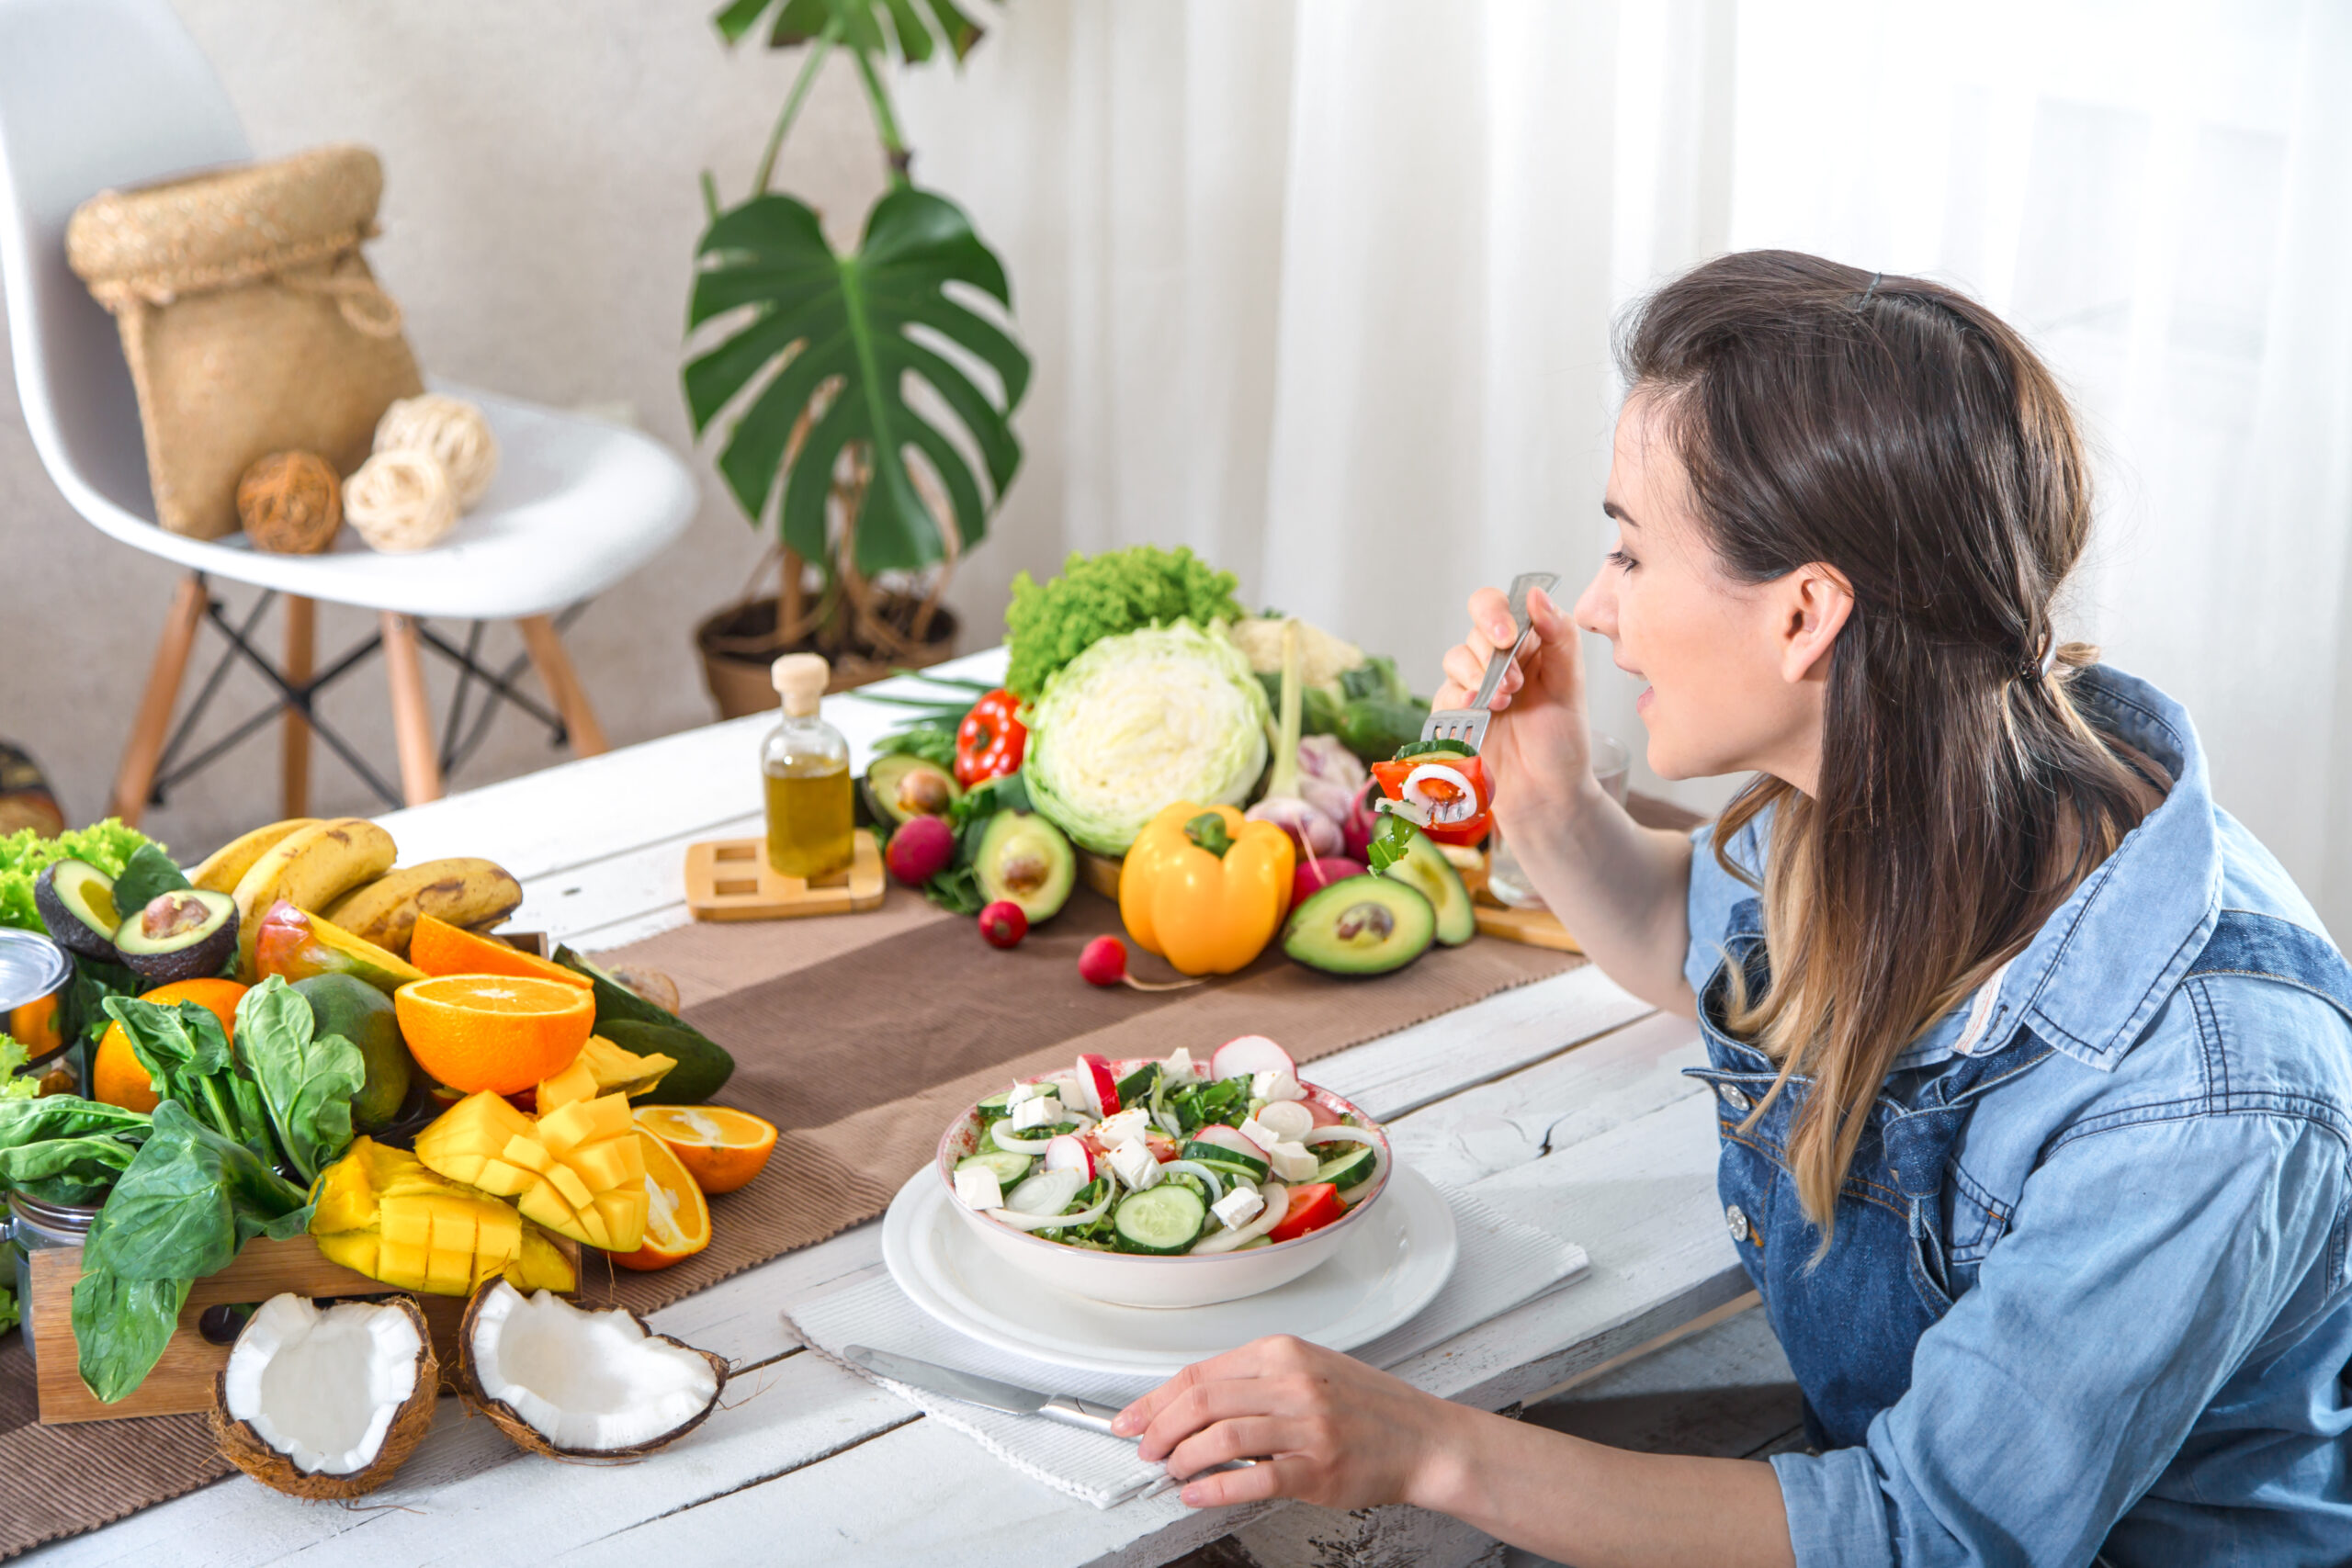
235;451;342;554
373;393;497;507
345;449;457;553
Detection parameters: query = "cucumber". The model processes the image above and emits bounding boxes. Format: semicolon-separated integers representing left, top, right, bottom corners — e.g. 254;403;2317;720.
977;1091;1012;1114
956;1150;1034;1188
1315;1145;1377;1191
1115;1062;1160;1108
1113;1184;1208;1254
1182;1140;1269;1182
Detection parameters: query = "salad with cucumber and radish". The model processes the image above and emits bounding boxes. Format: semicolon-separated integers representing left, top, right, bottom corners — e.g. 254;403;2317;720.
946;1035;1385;1257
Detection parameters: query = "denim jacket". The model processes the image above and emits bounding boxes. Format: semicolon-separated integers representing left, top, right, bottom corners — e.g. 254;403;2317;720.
1682;667;2352;1567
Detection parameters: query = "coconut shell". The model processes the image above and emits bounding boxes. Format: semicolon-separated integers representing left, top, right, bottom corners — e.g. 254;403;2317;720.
458;1281;729;1461
209;1294;438;1499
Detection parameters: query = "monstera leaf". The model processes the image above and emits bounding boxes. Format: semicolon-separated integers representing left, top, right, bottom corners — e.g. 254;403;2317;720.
712;0;986;63
686;186;1030;574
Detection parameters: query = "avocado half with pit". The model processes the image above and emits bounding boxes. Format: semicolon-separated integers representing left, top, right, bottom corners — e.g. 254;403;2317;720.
115;888;238;985
1283;874;1437;976
1374;829;1476;945
973;811;1075;922
863;754;962;828
34;859;125;964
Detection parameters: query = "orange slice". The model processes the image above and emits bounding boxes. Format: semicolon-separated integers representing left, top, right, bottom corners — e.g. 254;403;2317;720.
612;1129;711;1270
393;975;593;1096
632;1105;778;1194
408;914;590;989
94;977;249;1112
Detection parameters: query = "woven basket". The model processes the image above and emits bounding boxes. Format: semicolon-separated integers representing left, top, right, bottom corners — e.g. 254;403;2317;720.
67;144;424;540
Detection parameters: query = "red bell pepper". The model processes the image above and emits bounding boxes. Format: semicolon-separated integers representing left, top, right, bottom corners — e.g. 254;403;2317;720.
1368;750;1493;847
955;688;1028;786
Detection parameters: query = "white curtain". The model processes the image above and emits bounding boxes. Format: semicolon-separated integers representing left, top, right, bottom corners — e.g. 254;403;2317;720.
898;0;2352;935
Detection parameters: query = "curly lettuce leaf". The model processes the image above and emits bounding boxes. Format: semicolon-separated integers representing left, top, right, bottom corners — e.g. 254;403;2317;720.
1003;546;1244;701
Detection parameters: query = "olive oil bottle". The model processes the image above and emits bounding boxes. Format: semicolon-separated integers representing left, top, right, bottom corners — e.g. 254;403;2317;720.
762;654;854;880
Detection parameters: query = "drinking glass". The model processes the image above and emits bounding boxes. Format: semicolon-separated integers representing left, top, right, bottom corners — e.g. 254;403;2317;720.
1485;732;1630;910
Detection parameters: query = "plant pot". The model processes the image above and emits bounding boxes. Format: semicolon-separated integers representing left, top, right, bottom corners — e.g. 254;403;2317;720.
695;595;962;720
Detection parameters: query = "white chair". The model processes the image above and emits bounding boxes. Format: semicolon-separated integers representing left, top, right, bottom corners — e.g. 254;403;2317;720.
0;0;696;820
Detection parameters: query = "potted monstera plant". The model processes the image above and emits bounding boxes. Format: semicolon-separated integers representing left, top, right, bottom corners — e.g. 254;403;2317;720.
686;0;1030;715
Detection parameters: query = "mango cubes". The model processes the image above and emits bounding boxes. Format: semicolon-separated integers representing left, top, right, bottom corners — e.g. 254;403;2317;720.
414;1090;650;1253
311;1136;577;1296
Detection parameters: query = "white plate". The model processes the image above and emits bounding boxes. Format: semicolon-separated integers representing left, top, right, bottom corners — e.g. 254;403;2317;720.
881;1161;1460;1377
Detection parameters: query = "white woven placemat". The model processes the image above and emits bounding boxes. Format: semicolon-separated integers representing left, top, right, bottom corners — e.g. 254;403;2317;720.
782;1183;1587;1507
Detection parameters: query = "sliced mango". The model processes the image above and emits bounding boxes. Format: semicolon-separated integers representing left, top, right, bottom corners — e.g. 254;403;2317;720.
310;1134;572;1296
414;1090;649;1253
578;1033;675;1099
536;1054;600;1111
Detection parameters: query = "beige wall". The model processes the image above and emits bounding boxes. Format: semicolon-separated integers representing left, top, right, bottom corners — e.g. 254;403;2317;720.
0;3;1039;862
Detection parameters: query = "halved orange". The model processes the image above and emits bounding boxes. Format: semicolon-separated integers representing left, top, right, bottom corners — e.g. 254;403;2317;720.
94;976;249;1112
633;1104;778;1194
392;974;593;1095
408;914;590;990
612;1129;712;1270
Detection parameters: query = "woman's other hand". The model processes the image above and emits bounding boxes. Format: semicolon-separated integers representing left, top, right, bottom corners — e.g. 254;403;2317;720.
1435;584;1595;829
1112;1335;1467;1510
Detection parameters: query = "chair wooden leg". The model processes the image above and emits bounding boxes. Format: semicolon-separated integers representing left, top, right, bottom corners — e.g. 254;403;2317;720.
108;576;209;826
516;615;610;757
282;596;314;819
379;612;443;806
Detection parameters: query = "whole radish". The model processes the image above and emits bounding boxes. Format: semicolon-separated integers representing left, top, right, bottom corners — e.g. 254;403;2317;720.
886;816;956;886
1293;855;1367;908
978;900;1028;948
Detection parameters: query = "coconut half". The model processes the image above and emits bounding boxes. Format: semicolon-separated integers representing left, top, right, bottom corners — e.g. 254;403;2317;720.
209;1293;437;1498
458;1280;728;1459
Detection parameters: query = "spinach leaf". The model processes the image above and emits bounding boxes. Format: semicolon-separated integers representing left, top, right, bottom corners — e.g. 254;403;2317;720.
232;977;362;1185
109;843;191;917
100;996;272;1160
59;956;141;1051
72;1269;191;1404
81;1102;305;1282
0;1096;149;1204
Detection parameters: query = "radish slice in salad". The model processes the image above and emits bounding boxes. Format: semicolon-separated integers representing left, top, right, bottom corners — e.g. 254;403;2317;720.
1076;1054;1121;1118
1193;1181;1290;1253
1211;1035;1296;1083
1255;1100;1315;1142
1042;1134;1097;1180
1190;1124;1263;1161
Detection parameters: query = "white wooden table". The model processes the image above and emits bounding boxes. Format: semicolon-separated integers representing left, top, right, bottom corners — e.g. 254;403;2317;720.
28;650;1743;1568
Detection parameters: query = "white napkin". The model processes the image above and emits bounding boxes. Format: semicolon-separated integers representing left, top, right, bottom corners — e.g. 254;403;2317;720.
782;1183;1587;1508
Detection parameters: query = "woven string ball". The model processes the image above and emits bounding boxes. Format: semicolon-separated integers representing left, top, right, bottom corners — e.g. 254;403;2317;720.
373;393;497;507
235;451;342;555
345;449;457;553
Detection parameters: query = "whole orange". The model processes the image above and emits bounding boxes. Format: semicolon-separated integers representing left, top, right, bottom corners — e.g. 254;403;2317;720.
92;976;249;1112
408;915;590;990
393;974;593;1095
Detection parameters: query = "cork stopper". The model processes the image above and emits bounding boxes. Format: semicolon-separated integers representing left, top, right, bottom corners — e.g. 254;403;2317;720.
771;653;830;717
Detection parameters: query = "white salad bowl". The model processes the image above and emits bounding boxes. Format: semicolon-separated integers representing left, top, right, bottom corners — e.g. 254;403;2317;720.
936;1058;1393;1309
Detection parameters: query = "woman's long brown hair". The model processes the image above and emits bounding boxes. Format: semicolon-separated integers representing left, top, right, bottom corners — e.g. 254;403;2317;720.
1621;252;2165;1247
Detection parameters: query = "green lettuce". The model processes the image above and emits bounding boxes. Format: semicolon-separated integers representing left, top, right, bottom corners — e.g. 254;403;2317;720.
1021;621;1272;856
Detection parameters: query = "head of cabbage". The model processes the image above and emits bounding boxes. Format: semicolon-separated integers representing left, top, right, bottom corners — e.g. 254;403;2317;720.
1022;622;1272;856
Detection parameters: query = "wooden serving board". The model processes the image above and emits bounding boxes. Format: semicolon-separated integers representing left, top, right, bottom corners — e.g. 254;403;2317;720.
1473;902;1583;953
683;833;885;921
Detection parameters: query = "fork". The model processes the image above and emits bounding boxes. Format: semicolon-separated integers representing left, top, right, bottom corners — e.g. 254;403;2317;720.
1421;571;1559;751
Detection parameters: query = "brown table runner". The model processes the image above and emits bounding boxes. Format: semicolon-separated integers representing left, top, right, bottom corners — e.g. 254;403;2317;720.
0;792;1702;1557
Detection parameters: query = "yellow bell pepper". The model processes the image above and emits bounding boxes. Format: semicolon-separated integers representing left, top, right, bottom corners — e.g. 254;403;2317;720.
1119;802;1296;976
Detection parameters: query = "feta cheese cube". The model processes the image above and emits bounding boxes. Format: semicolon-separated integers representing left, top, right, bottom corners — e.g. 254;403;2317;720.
1252;1069;1307;1104
1095;1108;1150;1147
954;1165;1004;1211
1165;1046;1195;1079
1237;1114;1283;1155
1108;1137;1162;1190
1006;1081;1054;1109
1010;1095;1064;1133
1211;1188;1264;1230
1268;1141;1320;1182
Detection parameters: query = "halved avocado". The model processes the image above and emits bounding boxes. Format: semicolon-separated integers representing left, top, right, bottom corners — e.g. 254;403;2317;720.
1282;876;1436;976
863;755;962;827
114;888;237;985
35;859;124;963
974;811;1075;922
1376;829;1476;946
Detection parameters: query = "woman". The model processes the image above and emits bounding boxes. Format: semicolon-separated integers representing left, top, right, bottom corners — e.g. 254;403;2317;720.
1112;252;2352;1565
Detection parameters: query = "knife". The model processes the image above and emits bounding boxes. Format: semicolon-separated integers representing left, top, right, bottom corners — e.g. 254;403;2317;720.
842;1345;1256;1472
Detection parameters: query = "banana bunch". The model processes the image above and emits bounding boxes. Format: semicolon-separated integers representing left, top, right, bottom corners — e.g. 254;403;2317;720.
191;818;525;974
